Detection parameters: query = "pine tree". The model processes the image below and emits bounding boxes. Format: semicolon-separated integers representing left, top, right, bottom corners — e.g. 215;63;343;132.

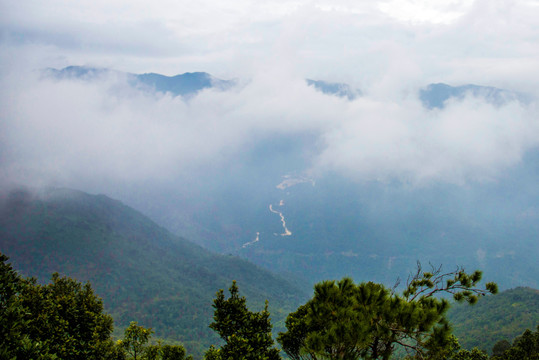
206;281;280;360
278;263;497;360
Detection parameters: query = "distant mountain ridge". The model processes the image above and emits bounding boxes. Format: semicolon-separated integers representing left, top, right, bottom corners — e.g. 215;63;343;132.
419;83;528;109
47;66;529;106
46;66;362;100
45;66;236;96
306;79;361;100
0;187;309;358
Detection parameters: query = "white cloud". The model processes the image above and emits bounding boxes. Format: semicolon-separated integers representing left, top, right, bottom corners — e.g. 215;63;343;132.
378;0;475;24
2;0;538;79
1;57;538;191
314;95;539;183
1;0;539;190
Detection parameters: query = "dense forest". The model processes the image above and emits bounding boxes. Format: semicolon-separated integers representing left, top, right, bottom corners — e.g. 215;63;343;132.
2;252;538;359
449;286;539;353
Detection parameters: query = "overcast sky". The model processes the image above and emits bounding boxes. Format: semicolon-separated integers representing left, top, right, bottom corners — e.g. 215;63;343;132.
1;0;539;190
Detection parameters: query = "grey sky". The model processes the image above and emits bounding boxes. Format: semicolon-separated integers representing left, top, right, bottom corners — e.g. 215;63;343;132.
1;0;539;189
2;0;538;81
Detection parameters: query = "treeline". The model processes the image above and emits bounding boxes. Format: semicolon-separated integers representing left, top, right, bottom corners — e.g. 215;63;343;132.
2;252;538;359
0;253;190;360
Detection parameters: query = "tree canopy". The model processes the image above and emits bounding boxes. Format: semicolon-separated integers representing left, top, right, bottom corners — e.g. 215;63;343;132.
491;325;539;360
205;281;280;360
278;263;498;360
1;252;192;360
1;252;115;359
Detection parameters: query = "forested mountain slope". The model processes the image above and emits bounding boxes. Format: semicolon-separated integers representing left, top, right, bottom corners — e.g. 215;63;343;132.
0;187;309;357
448;286;539;354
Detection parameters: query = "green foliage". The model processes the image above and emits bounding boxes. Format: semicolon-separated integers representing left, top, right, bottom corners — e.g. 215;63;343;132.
117;324;194;360
490;325;539;360
120;322;154;360
491;339;511;357
2;252;193;360
115;325;194;360
0;253;54;360
451;347;489;360
278;264;497;360
161;344;193;360
448;286;539;353
0;252;116;359
206;281;280;360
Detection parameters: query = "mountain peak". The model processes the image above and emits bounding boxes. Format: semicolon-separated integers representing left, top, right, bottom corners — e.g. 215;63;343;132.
45;66;236;96
419;82;527;109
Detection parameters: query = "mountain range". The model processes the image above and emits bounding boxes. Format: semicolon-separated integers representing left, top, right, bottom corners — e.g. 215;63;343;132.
46;66;528;107
45;66;236;97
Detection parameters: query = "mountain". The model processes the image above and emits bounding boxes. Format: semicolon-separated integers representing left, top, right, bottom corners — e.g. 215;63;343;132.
46;65;111;79
306;79;361;100
45;66;236;97
135;71;234;96
448;287;539;354
50;66;532;108
0;187;309;358
47;66;364;100
419;83;528;109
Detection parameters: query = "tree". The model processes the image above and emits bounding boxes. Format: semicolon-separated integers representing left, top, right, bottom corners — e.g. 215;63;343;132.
161;344;193;360
278;263;497;360
117;322;193;360
205;281;280;360
491;325;539;360
119;321;154;360
451;348;488;360
491;339;511;357
0;253;52;359
21;273;115;360
1;252;116;359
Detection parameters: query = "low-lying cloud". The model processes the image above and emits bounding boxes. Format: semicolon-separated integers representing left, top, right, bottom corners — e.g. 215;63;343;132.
1;63;538;192
2;0;539;191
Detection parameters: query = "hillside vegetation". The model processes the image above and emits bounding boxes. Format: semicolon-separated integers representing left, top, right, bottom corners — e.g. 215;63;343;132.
0;187;308;357
448;286;539;353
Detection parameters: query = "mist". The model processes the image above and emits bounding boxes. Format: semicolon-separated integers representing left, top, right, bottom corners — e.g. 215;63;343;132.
1;60;538;191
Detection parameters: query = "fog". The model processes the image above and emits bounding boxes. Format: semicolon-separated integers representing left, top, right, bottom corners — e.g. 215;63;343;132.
1;0;539;192
1;64;538;192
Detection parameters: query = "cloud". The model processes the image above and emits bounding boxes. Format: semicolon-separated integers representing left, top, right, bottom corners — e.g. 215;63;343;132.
378;0;475;24
1;0;539;191
2;0;539;79
314;95;539;183
1;57;538;192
